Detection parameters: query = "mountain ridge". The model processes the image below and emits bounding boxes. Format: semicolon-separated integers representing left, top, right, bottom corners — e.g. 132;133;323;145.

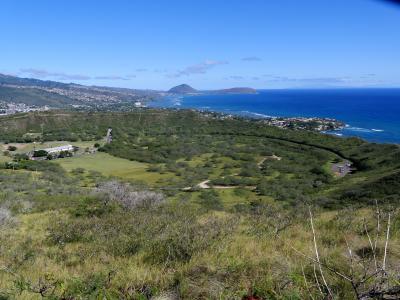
0;74;258;110
0;73;158;108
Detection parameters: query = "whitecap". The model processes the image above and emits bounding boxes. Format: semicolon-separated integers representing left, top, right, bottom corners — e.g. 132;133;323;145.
240;110;274;118
344;126;374;133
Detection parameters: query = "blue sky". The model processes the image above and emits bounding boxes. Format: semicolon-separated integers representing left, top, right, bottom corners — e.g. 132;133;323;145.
1;0;400;89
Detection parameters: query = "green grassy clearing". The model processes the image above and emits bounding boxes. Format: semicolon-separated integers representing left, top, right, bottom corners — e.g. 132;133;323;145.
55;152;174;185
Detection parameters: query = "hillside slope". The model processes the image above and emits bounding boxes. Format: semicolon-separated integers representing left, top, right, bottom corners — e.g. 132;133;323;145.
0;85;81;107
0;73;159;108
0;110;399;207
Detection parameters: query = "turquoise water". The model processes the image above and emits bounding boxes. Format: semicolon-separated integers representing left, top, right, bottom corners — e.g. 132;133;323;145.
151;89;400;144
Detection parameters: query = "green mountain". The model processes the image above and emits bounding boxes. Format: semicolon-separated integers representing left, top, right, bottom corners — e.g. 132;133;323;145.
0;73;159;108
168;84;198;94
0;85;82;107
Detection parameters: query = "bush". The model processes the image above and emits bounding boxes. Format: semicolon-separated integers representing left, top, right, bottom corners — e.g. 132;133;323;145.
256;179;269;195
0;208;12;226
71;168;86;175
72;197;115;217
145;215;236;265
95;181;165;210
33;150;48;158
147;165;162;172
7;145;17;151
12;153;29;161
198;190;223;211
47;217;94;245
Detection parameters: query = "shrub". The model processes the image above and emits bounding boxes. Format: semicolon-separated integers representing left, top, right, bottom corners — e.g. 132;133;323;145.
7;145;17;151
147;165;162;172
95;181;165;210
33;150;48;158
198;190;223;211
12;153;29;161
71;168;86;175
256;180;266;195
47;217;94;245
0;208;12;226
72;197;115;217
145;215;236;265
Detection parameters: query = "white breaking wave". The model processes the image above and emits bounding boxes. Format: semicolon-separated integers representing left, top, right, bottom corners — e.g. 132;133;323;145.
240;110;275;118
323;131;344;137
344;126;384;133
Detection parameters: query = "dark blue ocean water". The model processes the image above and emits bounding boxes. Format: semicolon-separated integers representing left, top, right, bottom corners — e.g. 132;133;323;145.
150;89;400;144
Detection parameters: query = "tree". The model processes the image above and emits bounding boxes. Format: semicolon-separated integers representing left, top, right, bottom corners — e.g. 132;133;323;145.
33;150;48;158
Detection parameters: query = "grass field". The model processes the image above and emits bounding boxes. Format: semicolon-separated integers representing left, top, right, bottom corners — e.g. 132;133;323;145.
55;152;174;185
0;152;10;163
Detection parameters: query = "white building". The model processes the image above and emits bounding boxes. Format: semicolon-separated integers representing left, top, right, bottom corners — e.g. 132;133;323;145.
44;144;74;154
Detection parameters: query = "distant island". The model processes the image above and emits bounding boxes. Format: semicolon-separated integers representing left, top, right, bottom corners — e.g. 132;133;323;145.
167;84;257;95
207;87;257;94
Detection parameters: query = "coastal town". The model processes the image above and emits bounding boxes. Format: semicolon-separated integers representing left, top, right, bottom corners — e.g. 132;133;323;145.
198;110;345;132
260;116;345;131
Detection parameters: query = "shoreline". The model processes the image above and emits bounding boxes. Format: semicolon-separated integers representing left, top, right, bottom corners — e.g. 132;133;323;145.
149;93;399;144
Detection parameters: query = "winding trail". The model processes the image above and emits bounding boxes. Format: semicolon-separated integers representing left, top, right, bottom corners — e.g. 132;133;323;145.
197;180;211;189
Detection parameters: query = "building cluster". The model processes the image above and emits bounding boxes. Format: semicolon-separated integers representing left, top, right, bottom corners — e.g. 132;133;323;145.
0;102;49;115
195;110;344;132
35;86;124;104
261;116;345;131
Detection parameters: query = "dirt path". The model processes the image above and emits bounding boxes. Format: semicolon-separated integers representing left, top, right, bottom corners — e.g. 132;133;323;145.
257;157;267;167
197;180;211;189
257;155;281;168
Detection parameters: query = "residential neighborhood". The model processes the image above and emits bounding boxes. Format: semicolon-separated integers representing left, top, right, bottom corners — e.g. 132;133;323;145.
0;101;49;115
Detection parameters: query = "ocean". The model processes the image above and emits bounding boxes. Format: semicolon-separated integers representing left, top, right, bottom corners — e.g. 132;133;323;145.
150;89;400;144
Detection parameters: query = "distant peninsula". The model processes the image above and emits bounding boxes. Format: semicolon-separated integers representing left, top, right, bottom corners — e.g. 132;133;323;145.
209;87;257;94
167;84;257;95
